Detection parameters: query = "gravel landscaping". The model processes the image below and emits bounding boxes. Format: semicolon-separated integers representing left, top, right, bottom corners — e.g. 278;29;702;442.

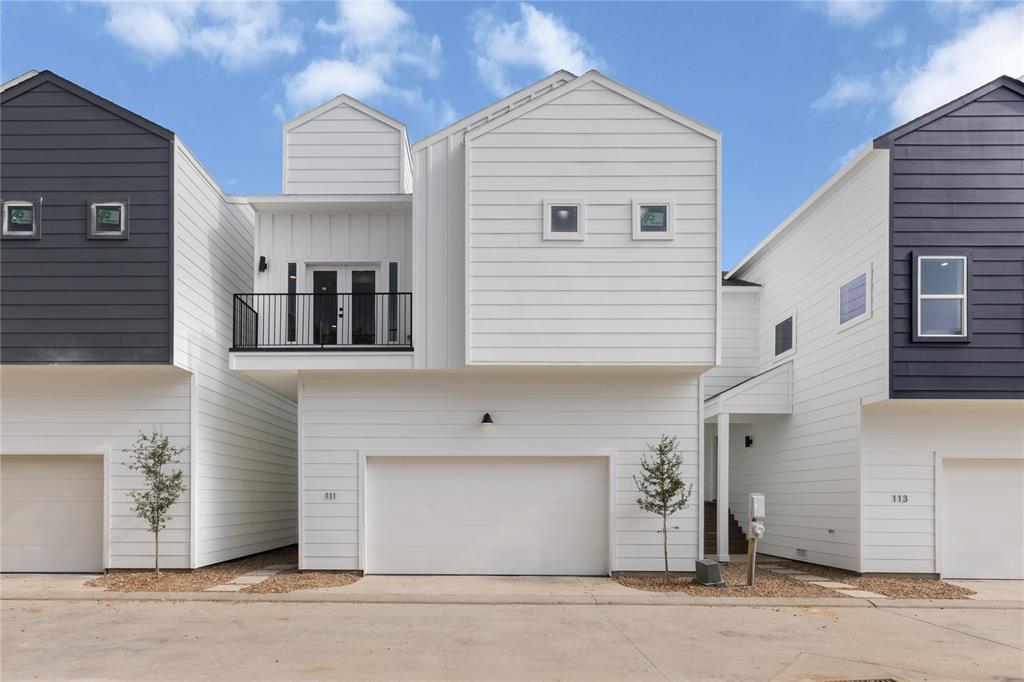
87;546;299;593
616;556;977;599
242;569;361;593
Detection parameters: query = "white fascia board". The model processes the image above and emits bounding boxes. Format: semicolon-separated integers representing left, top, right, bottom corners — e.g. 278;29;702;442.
726;145;877;279
412;69;577;151
245;194;412;212
283;93;407;134
0;69;39;92
465;70;721;143
230;351;415;372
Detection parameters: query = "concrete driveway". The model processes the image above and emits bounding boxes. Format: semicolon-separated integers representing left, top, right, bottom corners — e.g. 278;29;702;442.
4;598;1023;681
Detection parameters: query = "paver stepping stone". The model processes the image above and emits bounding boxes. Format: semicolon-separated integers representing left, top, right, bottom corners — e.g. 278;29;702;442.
810;581;855;589
766;568;803;575
789;574;827;582
837;589;888;599
205;563;297;592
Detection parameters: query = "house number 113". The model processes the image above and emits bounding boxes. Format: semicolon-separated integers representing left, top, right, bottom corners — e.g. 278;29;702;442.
891;494;909;503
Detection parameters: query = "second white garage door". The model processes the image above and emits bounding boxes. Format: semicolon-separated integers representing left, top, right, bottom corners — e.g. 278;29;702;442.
366;456;608;575
942;458;1024;579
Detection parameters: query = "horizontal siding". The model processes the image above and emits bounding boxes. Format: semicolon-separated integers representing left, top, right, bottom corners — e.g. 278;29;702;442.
300;371;701;572
284;103;402;194
0;80;171;363
704;290;758;397
728;150;891;572
466;81;718;366
0;365;192;569
890;84;1024;398
861;399;1024;573
173;142;298;566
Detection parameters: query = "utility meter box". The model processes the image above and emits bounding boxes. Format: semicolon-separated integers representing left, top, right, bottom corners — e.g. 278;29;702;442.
747;493;765;540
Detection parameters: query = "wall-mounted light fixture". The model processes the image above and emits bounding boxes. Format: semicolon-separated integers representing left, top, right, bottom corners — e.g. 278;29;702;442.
258;256;268;272
481;413;494;425
744;436;753;448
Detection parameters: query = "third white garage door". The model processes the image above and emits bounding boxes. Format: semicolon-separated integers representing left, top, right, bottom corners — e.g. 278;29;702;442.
942;458;1024;579
366;456;608;575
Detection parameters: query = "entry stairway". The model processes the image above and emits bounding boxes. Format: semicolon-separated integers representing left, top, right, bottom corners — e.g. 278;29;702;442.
704;501;748;556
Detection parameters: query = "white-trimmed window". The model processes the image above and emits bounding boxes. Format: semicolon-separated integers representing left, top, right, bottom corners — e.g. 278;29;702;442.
838;269;871;330
917;255;967;339
632;200;674;240
773;311;796;360
88;201;128;239
543;200;585;241
2;199;40;239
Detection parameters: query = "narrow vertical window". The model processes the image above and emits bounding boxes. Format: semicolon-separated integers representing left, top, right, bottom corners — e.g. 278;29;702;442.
388;261;398;343
838;269;871;330
287;262;297;343
917;256;967;338
774;315;795;358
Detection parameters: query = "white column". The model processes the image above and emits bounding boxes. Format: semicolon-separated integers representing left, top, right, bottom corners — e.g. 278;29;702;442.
717;412;730;562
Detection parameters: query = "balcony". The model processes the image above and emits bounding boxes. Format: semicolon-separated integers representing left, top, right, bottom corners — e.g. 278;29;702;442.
232;293;412;352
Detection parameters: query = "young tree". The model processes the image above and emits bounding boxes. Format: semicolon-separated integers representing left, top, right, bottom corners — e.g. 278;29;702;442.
633;435;693;575
124;431;187;575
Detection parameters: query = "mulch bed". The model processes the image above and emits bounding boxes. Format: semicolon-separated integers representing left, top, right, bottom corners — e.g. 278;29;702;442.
616;556;976;600
242;570;361;593
87;546;299;593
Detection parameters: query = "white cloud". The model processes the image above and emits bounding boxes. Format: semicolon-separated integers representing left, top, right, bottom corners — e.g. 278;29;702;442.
284;0;444;117
811;4;1024;123
874;25;907;49
891;3;1024;122
101;1;300;69
810;0;890;27
470;3;604;97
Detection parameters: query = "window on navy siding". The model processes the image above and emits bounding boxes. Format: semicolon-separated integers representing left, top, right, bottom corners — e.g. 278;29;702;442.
287;262;297;342
917;256;967;338
774;316;794;357
2;200;40;239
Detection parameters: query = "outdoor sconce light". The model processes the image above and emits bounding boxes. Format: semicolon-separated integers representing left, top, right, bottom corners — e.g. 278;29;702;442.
258;256;268;272
745;436;753;448
481;413;494;425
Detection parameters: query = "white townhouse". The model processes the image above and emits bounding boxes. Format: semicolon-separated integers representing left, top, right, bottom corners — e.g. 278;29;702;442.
230;70;723;574
0;71;297;572
704;76;1024;580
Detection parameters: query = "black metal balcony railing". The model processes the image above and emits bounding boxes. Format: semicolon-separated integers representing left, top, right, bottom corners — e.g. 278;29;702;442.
232;293;412;351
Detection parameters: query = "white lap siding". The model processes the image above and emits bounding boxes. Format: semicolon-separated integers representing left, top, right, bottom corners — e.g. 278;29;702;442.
174;142;299;566
703;289;758;398
0;365;192;569
861;400;1024;574
299;370;702;572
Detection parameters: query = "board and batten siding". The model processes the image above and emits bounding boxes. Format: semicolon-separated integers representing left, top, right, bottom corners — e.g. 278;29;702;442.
283;101;409;195
0;365;192;569
464;78;719;366
0;76;172;363
299;370;701;572
173;142;298;566
861;399;1024;573
879;80;1024;398
703;288;759;398
727;150;890;571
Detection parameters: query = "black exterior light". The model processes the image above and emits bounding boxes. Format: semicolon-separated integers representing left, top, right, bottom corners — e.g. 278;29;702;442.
745;436;753;448
258;256;268;272
481;413;494;425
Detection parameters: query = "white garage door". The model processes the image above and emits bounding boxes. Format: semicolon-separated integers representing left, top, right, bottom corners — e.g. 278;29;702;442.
366;456;608;575
942;458;1024;579
1;455;104;573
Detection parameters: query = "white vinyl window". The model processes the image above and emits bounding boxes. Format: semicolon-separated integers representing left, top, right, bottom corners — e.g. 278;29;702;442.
917;256;967;338
631;200;674;240
838;269;871;330
2;200;39;239
543;200;586;241
88;201;128;239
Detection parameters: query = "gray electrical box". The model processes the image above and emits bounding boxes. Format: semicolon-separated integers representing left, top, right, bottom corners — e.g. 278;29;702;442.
695;559;726;587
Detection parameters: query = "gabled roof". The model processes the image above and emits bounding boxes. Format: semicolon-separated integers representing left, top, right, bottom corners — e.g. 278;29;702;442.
874;74;1024;149
283;92;408;135
465;70;721;143
412;69;576;150
0;70;174;141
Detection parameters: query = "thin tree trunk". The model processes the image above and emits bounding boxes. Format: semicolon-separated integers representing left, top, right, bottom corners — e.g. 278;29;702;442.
155;527;160;576
663;513;669;575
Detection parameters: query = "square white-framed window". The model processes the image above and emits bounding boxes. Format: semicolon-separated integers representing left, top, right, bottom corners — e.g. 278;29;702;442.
631;199;674;240
542;200;586;241
916;255;968;340
2;199;40;239
88;200;128;239
837;267;872;331
772;309;796;361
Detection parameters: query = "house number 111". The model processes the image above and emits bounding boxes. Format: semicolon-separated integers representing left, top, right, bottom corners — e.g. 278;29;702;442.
891;494;909;503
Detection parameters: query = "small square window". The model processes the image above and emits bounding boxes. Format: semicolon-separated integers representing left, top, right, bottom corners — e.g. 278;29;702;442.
88;201;128;239
632;200;674;240
2;200;40;239
543;200;585;240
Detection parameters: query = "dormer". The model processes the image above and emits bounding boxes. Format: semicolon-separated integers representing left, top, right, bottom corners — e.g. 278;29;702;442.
282;94;413;195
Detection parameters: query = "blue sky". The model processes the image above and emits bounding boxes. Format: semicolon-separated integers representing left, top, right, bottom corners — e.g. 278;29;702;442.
2;1;1021;267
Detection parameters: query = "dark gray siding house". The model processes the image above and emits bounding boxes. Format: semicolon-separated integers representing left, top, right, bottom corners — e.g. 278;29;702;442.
875;75;1024;399
1;71;174;363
